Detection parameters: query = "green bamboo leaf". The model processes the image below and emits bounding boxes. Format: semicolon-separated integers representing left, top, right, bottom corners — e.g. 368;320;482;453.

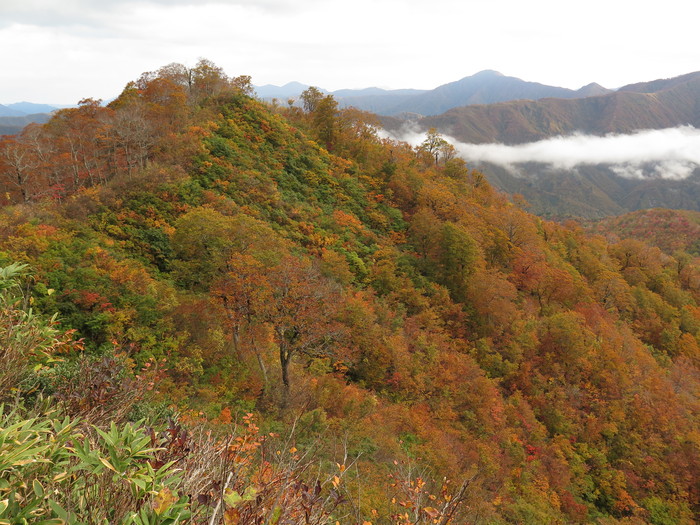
48;499;69;520
33;479;44;498
131;477;147;490
99;457;118;473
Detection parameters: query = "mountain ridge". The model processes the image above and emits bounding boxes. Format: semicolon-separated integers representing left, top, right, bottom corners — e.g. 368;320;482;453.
253;70;612;116
389;70;700;144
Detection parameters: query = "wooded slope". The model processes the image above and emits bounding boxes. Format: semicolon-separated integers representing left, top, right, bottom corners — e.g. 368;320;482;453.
1;61;699;524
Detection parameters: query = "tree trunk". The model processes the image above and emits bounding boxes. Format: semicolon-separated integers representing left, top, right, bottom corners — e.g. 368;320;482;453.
280;345;291;409
251;337;269;395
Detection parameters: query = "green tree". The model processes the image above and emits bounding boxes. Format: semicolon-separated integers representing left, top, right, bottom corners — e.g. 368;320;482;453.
300;86;324;113
313;95;339;149
438;222;479;302
419;127;455;165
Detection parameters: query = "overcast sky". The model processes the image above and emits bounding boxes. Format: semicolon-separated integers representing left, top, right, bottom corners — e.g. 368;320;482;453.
2;0;699;105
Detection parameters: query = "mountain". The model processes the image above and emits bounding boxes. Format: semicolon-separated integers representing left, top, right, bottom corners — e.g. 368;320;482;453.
254;81;312;100
0;113;53;135
383;70;612;116
256;71;611;117
618;70;700;94
332;87;427;115
387;71;700;144
476;161;700;218
378;71;700;218
0;104;26;117
0;103;58;135
575;82;610;97
254;82;428;113
7;101;58;114
588;208;700;255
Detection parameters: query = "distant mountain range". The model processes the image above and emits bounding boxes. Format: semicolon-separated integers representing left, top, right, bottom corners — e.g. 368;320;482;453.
254;70;612;116
361;70;611;116
0;102;58;117
0;102;58;135
384;71;700;144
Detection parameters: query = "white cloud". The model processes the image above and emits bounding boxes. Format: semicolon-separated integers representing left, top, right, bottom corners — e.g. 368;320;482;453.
0;0;302;27
393;126;700;180
1;0;699;104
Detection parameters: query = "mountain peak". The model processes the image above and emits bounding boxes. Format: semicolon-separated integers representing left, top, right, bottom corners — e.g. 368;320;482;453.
575;82;611;97
472;69;504;78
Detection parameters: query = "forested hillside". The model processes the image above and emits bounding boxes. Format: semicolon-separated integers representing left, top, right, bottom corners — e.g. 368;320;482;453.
1;60;699;524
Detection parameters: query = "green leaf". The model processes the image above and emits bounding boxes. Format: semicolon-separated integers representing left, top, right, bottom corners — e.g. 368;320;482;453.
223;489;242;508
131;478;147;491
241;486;257;501
32;479;45;498
48;499;68;520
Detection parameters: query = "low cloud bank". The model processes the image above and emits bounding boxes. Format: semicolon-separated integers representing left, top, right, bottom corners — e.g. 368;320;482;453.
390;126;700;180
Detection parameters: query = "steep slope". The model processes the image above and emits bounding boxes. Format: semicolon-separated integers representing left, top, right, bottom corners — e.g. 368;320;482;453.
618;71;700;94
0;61;699;523
473;162;700;219
379;72;700;218
589;208;700;255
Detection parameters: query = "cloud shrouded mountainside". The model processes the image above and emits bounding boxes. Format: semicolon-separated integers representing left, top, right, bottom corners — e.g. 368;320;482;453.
382;71;700;144
381;71;700;218
391;125;700;217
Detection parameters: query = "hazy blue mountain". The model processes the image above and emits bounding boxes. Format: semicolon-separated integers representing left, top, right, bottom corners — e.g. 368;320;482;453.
332;87;426;97
7;102;58;114
617;71;700;94
254;82;313;100
334;88;427;114
384;70;611;116
0;104;26;117
255;71;611;116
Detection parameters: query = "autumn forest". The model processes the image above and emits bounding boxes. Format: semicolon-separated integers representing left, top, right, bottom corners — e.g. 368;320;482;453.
1;60;699;524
